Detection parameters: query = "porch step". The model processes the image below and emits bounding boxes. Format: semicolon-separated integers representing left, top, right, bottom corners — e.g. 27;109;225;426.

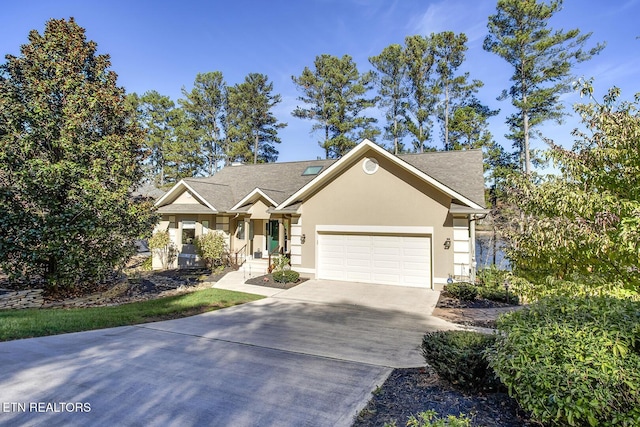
240;258;270;278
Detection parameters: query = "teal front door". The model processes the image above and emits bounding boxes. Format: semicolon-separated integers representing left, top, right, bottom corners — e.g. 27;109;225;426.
266;220;279;254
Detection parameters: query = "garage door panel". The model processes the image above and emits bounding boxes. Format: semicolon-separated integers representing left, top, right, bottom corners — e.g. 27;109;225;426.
318;232;431;288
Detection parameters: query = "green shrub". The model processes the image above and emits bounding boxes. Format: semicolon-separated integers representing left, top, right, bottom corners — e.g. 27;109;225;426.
476;265;508;288
273;270;299;283
421;331;501;391
515;274;640;303
385;410;471;427
141;256;152;271
444;282;477;301
149;230;176;270
476;284;519;304
489;296;640;426
194;232;227;270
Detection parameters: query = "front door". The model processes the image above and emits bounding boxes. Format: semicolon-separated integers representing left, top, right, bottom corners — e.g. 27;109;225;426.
266;220;279;254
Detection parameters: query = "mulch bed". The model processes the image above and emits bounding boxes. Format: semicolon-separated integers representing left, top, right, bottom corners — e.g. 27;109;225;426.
353;366;534;427
244;273;308;289
354;294;533;427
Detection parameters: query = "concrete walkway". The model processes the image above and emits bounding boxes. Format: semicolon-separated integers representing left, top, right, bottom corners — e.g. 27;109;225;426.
0;274;460;426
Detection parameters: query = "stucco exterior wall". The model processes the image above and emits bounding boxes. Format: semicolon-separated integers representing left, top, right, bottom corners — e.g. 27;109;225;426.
298;152;456;281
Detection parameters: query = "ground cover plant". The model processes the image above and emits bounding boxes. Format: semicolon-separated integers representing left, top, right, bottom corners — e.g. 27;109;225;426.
489;295;640;426
0;288;262;341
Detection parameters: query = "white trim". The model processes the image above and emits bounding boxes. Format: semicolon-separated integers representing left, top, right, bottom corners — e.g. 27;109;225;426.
362;157;379;174
316;225;434;235
276;139;484;211
230;188;278;211
154;180;218;212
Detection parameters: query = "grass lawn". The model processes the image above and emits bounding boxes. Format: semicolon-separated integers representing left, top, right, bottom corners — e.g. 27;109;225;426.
0;288;263;342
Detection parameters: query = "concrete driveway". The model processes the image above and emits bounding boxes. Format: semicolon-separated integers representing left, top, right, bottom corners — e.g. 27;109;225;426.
0;279;459;426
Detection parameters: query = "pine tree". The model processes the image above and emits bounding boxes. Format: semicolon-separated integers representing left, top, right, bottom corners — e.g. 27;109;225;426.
292;54;379;158
484;0;604;174
179;71;227;174
226;73;286;164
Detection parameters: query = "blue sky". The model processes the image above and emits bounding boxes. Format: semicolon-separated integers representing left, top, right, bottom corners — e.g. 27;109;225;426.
2;0;638;163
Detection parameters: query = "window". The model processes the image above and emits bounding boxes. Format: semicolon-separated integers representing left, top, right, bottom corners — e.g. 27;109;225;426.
302;165;323;176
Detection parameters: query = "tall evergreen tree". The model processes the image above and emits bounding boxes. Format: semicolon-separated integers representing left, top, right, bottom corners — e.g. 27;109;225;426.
292;54;379;158
179;71;227;174
131;90;176;186
403;35;437;153
164;108;204;184
484;0;604;175
0;18;156;290
369;44;409;155
431;32;483;151
226;73;286;164
447;100;498;151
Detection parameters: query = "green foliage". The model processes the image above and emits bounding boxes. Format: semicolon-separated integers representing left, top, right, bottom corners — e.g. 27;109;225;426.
194;232;227;270
369;43;409;154
148;230;176;270
179;71;227;175
129;90;202;186
476;267;520;304
0;18;157;291
444;282;477;301
484;0;604;174
489;296;640;426
421;331;501;391
273;254;289;273
503;87;640;290
385;410;471;427
515;275;640;303
141;256;152;271
292;54;379;158
273;270;300;284
226;73;286;164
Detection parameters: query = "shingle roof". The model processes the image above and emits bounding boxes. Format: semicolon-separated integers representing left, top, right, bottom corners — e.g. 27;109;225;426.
157;148;486;211
398;149;485;207
180;159;335;211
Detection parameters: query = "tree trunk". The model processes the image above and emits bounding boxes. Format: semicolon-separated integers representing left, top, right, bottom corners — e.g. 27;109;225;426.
444;83;450;150
253;133;259;164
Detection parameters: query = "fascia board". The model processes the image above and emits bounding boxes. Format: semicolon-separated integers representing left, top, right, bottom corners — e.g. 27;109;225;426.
154;179;218;212
230;188;278;211
276;139;484;210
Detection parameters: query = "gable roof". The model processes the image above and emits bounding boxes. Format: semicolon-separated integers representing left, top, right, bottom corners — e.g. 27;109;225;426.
155;140;486;213
277;139;486;211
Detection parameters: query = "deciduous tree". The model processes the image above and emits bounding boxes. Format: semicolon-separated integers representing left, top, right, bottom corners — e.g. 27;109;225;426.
0;18;157;291
503;85;640;289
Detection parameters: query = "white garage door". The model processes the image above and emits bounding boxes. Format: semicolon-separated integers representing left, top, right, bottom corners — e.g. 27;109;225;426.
317;233;431;288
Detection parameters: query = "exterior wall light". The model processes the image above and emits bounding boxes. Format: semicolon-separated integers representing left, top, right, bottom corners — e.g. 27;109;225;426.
444;238;451;250
301;234;306;244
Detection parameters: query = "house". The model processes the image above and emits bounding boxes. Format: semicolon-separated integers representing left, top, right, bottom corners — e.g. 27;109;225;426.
153;139;488;289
